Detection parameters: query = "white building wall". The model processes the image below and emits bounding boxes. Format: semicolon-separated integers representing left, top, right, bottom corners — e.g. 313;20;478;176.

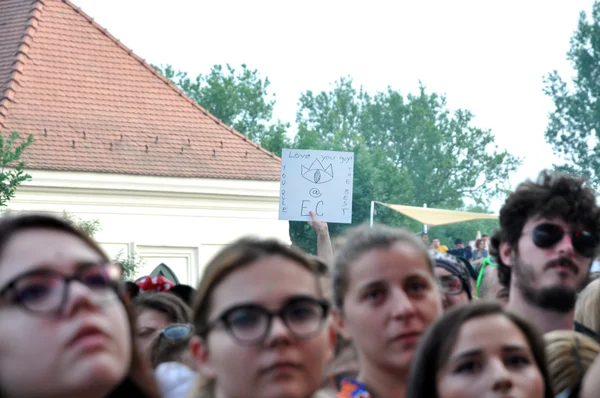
8;170;289;285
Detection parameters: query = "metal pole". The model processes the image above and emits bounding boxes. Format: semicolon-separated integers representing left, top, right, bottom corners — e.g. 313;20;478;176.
370;201;375;228
423;203;428;233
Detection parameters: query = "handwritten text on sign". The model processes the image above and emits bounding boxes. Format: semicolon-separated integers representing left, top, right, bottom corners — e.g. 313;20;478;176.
279;148;354;224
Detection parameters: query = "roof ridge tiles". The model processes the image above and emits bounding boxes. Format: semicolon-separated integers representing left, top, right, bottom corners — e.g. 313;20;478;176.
0;0;44;129
60;0;281;162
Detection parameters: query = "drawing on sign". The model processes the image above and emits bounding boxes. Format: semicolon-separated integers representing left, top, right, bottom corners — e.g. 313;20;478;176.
301;159;334;184
309;188;322;198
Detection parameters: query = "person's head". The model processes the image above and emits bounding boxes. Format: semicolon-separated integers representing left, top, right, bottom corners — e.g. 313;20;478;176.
476;259;509;304
150;323;196;369
133;292;191;356
490;170;600;314
431;252;472;310
431;237;441;249
0;213;158;397
482;234;489;242
407;301;553;398
421;232;429;244
191;237;334;398
544;330;600;396
333;224;443;378
475;239;484;250
454;238;465;248
575;279;600;335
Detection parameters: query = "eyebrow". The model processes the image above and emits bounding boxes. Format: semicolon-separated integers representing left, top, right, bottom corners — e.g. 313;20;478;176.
452;345;528;361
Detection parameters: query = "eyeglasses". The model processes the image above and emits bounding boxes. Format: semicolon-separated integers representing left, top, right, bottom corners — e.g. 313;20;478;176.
439;274;464;295
0;263;122;316
203;296;330;345
530;223;598;258
159;324;193;341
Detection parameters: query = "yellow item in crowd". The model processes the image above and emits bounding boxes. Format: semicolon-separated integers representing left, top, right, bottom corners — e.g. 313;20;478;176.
433;245;448;253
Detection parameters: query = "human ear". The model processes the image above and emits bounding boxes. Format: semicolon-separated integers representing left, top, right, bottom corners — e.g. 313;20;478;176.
190;335;216;378
499;241;514;267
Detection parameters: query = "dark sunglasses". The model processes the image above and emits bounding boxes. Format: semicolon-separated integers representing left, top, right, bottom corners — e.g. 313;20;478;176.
531;223;598;258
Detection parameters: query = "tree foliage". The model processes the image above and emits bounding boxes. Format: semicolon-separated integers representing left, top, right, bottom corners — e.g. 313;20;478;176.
0;131;34;207
155;64;290;156
544;1;600;189
61;210;102;237
290;78;519;253
114;250;145;281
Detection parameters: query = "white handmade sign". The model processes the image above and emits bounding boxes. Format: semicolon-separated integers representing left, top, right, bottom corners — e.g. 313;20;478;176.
279;148;354;224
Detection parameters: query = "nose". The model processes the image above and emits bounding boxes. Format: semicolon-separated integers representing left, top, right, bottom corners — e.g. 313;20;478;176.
490;358;513;393
264;315;293;346
62;280;99;317
555;231;576;257
389;287;416;320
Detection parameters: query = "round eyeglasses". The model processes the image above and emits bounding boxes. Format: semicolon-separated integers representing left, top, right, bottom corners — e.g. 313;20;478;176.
439;274;465;296
0;263;123;316
202;296;330;346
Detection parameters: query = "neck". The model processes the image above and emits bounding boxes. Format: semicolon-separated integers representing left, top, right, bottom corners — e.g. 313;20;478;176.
358;363;407;398
507;283;575;334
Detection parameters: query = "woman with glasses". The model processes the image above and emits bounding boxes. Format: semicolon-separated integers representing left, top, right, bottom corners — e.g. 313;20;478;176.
0;214;159;397
333;224;443;398
189;237;334;398
431;252;473;310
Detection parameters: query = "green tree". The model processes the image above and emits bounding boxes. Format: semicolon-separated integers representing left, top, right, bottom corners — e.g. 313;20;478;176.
544;1;600;188
0;131;34;207
61;210;102;237
155;64;290;156
291;78;519;253
114;250;145;281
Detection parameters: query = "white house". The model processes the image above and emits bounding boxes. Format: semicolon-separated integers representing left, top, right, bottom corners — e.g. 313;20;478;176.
0;0;288;285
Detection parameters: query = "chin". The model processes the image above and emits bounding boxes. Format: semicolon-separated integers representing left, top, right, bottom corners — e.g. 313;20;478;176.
70;353;129;391
262;381;314;398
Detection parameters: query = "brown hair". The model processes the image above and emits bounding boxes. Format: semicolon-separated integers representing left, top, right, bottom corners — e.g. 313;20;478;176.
575;279;600;335
133;292;191;324
190;237;321;398
490;170;600;288
544;330;600;395
332;223;433;310
407;301;554;398
0;213;159;397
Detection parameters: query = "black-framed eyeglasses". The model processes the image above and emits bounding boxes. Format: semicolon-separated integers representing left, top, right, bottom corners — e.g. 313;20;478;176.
0;263;122;316
439;274;464;296
530;223;598;258
202;296;330;346
158;324;193;342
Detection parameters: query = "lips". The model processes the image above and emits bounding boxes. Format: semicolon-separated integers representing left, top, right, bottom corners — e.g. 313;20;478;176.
260;360;303;376
546;257;578;275
68;323;109;348
389;331;422;344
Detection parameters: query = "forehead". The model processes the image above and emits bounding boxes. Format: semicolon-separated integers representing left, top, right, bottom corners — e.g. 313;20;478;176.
435;267;454;277
209;255;319;313
0;228;102;285
349;242;432;285
451;314;527;353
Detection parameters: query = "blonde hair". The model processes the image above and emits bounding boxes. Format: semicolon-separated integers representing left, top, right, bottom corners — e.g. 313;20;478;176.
575;279;600;335
544;330;600;394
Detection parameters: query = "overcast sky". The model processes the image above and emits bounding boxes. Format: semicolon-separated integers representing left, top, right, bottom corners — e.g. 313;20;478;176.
74;0;595;208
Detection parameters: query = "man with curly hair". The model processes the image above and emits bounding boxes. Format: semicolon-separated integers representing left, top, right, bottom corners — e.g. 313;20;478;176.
490;170;600;338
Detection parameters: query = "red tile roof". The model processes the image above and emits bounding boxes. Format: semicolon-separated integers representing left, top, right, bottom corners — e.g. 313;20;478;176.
0;0;282;180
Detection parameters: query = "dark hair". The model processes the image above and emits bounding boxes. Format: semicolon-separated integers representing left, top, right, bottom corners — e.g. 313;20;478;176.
333;223;433;310
482;234;489;238
407;301;554;398
490;170;600;288
454;238;464;245
169;284;196;307
310;255;330;277
133;292;191;324
0;213;159;397
149;323;194;368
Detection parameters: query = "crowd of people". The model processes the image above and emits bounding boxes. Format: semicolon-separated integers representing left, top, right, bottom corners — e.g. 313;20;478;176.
2;169;600;397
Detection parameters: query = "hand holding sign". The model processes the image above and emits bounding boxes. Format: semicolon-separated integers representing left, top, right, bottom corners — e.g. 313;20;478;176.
279;149;354;223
